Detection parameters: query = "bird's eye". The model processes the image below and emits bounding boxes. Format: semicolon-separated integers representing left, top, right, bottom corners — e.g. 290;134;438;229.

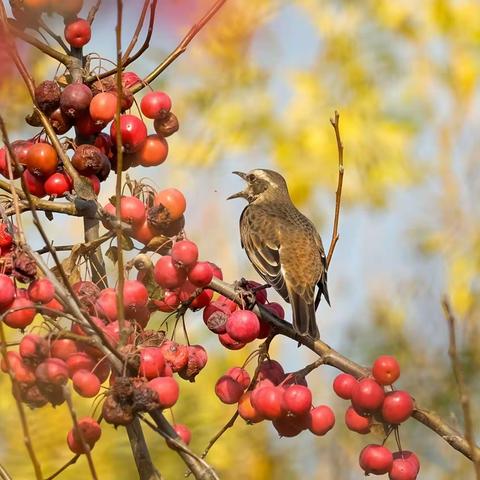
247;174;256;182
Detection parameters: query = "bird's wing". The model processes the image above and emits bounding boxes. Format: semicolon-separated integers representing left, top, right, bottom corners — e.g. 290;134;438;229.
240;207;289;300
312;232;330;309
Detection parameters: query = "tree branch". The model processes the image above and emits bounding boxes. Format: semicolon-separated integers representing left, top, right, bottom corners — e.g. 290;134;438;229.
326;110;344;269
209;277;480;462
442;298;480;478
126;418;163;480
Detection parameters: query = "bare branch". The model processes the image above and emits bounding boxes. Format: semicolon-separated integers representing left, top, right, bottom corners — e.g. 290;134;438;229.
88;0;103;25
326;110;344;269
442;298;480;478
115;0;127;342
121;0;150;63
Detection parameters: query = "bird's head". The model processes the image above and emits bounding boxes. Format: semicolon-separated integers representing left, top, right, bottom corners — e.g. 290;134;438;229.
227;169;289;204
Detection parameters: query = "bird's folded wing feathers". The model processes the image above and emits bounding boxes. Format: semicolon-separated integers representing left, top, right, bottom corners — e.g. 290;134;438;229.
241;230;289;300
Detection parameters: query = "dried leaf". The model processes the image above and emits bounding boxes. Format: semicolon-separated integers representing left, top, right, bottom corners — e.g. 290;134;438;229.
106;245;118;264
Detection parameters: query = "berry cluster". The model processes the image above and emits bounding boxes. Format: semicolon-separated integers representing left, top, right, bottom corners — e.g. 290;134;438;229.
333;356;420;479
203;281;284;349
1;2;178;198
215;359;335;438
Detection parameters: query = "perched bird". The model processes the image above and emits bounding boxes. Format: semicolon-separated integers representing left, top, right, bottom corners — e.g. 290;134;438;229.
228;169;330;339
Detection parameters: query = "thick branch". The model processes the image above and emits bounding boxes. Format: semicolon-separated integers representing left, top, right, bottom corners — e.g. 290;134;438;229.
126;419;162;480
209;277;480;462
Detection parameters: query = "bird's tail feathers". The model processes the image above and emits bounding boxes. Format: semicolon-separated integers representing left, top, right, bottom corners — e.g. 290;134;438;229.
290;290;320;340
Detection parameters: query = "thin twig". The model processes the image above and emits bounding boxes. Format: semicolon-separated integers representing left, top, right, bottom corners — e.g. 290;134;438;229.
121;0;150;63
132;0;228;93
442;298;480;479
209;276;480;462
62;386;98;480
326;110;344;269
38;19;70;53
7;23;68;64
88;0;103;25
45;454;81;480
144;412;220;480
85;0;157;84
115;0;127;343
0;322;43;479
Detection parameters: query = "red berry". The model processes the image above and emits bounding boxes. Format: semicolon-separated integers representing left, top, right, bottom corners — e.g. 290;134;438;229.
66;352;96;377
64;18;91;48
245;280;268;304
171;240;198;268
110;115;147;153
19;334;49;361
117;196;147;226
153;290;180;313
44;172;73;197
333;373;358;400
22;170;46;197
159;340;189;373
0;274;15;309
226;309;260;343
272;414;306;437
4;298;36;329
123;279;149;309
257;359;285;385
121;71;141;90
173;424;191;445
264;302;285;319
72;369;101;397
345;406;372;434
215;375;244;404
95;288;117;322
154;188;186;221
35;358;69;385
359;444;393;475
392;451;420;476
26;142;58;176
188;262;213;288
89;92;117;123
67;417;101;454
237;391;264;423
50;338;78;360
226;366;250;389
308;405;335;436
140;91;172;119
351;378;385;414
154;256;187;289
250;385;285;420
135;134;168;167
203;300;230;333
389;458;419;480
28;278;55;304
0;223;13;249
381;390;414;424
282;385;312;415
139;347;165;379
218;332;245;350
147;376;179;408
60;83;92;120
372;355;401;385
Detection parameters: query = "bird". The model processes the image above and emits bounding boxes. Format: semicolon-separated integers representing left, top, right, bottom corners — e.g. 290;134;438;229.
227;168;330;339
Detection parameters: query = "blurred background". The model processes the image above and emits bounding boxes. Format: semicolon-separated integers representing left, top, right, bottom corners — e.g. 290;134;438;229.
0;0;479;478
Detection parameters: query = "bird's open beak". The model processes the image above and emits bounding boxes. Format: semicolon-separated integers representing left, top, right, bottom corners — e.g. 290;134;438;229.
227;171;248;200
